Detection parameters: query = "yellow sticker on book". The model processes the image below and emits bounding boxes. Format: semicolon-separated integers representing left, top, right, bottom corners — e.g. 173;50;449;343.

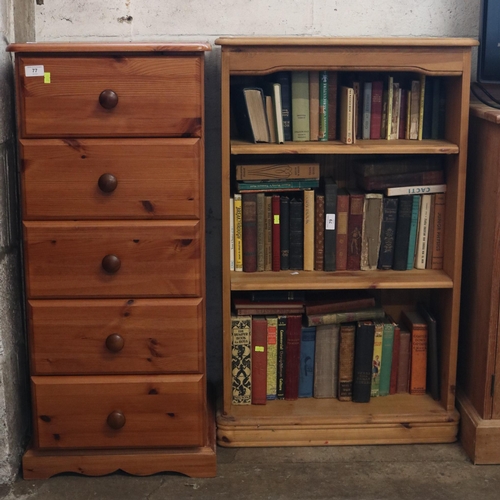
273;215;280;224
44;72;51;84
254;346;265;352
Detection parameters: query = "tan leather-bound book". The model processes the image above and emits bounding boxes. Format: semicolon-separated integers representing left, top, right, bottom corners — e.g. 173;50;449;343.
338;322;356;401
303;189;315;271
313;323;340;398
401;310;428;395
360;193;383;271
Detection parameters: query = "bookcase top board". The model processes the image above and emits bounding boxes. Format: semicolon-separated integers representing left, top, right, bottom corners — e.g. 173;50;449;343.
7;42;212;53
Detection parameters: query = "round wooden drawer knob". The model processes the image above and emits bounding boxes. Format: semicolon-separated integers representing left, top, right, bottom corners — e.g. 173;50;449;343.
102;254;121;273
98;173;118;193
107;410;126;430
99;89;119;109
105;333;124;352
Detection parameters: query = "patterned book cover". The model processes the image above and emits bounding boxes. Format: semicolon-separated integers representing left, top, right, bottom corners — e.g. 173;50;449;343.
231;315;252;405
299;326;316;397
314;193;325;271
276;315;287;399
370;321;384;397
266;316;278;400
338;322;356;401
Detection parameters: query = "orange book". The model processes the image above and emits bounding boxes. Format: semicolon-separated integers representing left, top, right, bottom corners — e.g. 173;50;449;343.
401;310;428;396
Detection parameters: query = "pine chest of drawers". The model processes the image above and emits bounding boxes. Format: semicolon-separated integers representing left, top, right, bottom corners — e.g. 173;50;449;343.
7;42;215;479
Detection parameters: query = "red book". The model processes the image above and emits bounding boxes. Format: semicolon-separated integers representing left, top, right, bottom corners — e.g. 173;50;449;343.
335;188;349;271
370;80;383;139
389;323;401;395
251;316;268;405
272;194;281;271
346;189;364;270
242;193;257;272
284;314;302;401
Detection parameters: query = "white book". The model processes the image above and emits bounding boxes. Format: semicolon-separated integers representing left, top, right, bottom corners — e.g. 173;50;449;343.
230;197;235;271
270;82;285;143
362;82;372;140
385;184;446;197
415;194;432;269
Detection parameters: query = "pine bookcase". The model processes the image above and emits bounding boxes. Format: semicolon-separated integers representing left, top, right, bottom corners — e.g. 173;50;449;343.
216;37;477;447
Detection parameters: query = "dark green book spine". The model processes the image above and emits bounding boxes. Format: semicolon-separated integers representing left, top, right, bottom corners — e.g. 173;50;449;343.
392;195;413;270
319;71;329;141
289;197;304;270
352;321;375;403
324;178;338;271
280;196;290;270
276;71;292;141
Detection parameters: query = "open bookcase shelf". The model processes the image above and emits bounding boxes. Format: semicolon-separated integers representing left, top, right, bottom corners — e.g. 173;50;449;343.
217;37;477;447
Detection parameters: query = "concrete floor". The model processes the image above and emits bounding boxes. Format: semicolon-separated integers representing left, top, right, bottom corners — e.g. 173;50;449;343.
0;443;500;500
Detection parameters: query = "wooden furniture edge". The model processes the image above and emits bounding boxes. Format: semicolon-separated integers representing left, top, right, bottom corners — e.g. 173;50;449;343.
470;101;500;124
6;42;212;53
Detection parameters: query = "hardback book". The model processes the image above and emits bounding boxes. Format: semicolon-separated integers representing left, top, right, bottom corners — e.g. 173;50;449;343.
380;85;389;140
231;315;252;405
418;74;426;140
405;89;412;139
280;196;290;270
352;81;359;143
339;85;354;144
422;76;434;140
237;179;320;192
399;88;408;139
324;178;338;271
318;70;328;141
299;326;316;397
291;71;310;142
362;81;372;140
307;306;385;327
396;328;411;393
289;197;304;270
272;194;281;271
409;79;420;140
284;314;303;400
251;316;268;404
385;183;446;197
338;322;356;401
415;193;432;269
242;192;257;272
355;156;443;178
346;189;365;270
352;320;375;403
256;192;266;272
303;189;315;271
309;71;320;141
314;193;325;271
370;321;384;397
264;81;285;143
384;75;394;140
389;322;401;395
370;80;383;139
392;195;414;270
266;95;277;143
275;71;292;141
360;193;383;271
418;302;440;401
266;316;278;400
378;197;399;270
389;84;401;140
233;299;305;316
314;323;340;398
357;170;445;192
276;315;287;399
250;290;306;302
401;310;428;396
327;71;338;140
431;77;444;140
379;317;395;396
306;294;376;316
230;196;235;271
425;194;436;269
406;195;421;270
235;163;320;181
336;188;350;271
234;193;243;272
430;192;446;269
264;195;272;271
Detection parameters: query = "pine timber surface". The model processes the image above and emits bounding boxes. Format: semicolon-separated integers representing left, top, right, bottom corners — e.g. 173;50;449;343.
7;42;212;53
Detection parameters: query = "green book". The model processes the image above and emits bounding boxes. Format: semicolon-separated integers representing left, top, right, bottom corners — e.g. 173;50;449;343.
318;71;328;141
406;195;421;269
237;179;319;191
379;318;395;396
291;71;310;141
370;321;384;397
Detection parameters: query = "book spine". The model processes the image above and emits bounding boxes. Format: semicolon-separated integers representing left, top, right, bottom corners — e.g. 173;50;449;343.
378;197;399;270
280;196;290;270
314;193;325;271
360;193;383;271
418;74;426;140
431;193;446;269
408;329;428;395
276;315;287;399
318;71;329;141
264;195;272;271
338;323;355;401
379;320;395;396
385;76;394;140
370;80;383;139
425;195;436;269
284;315;302;401
307;307;385;327
291;71;310;142
347;191;364;270
234;193;243;272
289;197;304;270
231;316;252;405
415;193;432;269
352;321;375;403
237;307;305;316
370;322;384;397
409;79;420;140
327;71;338;140
272;194;281;271
418;303;440;400
340;86;354;144
389;324;401;395
303;189;315;271
392;195;414;270
324;179;338;271
242;192;257;272
359;170;445;191
276;72;292;142
238;180;319;191
390;85;401;140
256;192;265;272
386;184;446;197
251;316;268;404
299;326;316;397
336;189;350;271
236;163;320;181
230;197;235;271
422;76;433;139
314;323;340;398
306;296;376;315
266;316;278;400
266;94;277;143
309;71;320;141
362;81;372;139
399;88;408;139
355;156;443;178
406;195;421;270
397;330;411;393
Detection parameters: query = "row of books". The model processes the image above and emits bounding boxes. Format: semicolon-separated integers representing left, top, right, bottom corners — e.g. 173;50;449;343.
231;301;439;405
230;71;446;145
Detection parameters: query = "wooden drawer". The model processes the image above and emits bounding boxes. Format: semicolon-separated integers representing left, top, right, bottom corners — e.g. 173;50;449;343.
32;375;205;449
28;298;204;375
17;55;203;138
24;221;202;298
21;138;202;220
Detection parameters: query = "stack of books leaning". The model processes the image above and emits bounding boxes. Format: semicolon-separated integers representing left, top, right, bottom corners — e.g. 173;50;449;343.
231;292;440;405
230;70;445;145
230;156;446;273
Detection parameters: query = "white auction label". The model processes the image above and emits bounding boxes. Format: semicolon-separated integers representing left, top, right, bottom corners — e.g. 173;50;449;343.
325;213;336;230
25;65;44;77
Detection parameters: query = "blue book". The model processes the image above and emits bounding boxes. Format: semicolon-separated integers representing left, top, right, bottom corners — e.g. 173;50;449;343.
406;195;421;269
299;326;316;397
